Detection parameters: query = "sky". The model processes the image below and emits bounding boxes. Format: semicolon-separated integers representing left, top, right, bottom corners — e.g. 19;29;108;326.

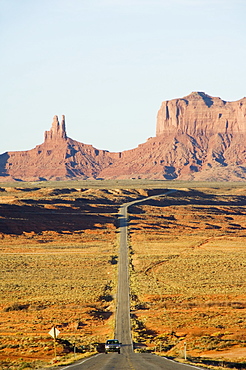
1;0;246;154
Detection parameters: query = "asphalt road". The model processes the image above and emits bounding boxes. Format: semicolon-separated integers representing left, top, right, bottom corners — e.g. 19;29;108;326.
57;190;204;369
59;352;202;370
114;203;133;354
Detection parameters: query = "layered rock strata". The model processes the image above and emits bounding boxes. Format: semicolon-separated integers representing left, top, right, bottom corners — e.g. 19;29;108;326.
100;92;246;181
44;115;67;141
156;92;246;136
0;93;246;182
0;116;119;181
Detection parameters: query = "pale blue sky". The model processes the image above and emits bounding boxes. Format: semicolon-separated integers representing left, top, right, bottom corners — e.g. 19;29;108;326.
1;0;246;153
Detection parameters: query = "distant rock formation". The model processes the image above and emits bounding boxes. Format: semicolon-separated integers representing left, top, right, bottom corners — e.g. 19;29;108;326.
100;92;246;181
0;115;119;181
0;93;246;182
44;115;67;141
156;92;246;136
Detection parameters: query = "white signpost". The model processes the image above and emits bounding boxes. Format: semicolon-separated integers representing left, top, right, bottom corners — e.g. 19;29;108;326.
184;341;187;360
49;327;60;358
49;327;60;339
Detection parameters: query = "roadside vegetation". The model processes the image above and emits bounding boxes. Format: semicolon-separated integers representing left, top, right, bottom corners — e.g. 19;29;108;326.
0;181;246;368
0;184;147;369
128;187;246;364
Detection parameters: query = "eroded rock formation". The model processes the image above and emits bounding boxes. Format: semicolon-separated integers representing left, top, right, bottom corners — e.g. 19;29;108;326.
156;92;246;136
0;93;246;182
44;115;67;141
100;92;246;181
0;115;118;181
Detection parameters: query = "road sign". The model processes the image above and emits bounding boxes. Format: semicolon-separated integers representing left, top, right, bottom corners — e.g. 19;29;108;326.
49;327;60;339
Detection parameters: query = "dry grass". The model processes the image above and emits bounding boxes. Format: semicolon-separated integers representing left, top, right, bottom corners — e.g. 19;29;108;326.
1;182;246;367
0;184;164;369
0;245;117;369
0;186;125;369
129;187;246;362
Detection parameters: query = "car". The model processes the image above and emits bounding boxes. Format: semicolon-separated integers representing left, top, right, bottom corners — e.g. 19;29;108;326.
105;339;121;354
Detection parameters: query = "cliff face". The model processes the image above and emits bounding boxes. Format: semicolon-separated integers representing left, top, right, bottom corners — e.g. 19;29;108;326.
0;116;119;181
0;92;246;182
100;92;246;181
44;115;67;141
99;130;246;181
156;92;246;136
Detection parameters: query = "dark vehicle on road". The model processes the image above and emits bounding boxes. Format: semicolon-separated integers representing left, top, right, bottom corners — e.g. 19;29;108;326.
105;339;121;354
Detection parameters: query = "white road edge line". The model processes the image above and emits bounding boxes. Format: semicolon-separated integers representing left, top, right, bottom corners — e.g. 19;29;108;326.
161;356;205;370
60;353;102;369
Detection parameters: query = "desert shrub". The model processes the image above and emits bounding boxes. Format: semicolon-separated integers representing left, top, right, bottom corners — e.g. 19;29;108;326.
4;303;29;312
87;305;112;321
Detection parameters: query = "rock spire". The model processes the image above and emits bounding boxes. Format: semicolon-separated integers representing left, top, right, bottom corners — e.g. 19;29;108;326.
44;115;67;141
1;93;246;182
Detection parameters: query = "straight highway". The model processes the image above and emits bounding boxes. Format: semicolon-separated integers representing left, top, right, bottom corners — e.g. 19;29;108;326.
56;190;204;369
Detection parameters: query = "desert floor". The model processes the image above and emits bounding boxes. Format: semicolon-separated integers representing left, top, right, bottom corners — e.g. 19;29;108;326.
0;180;245;369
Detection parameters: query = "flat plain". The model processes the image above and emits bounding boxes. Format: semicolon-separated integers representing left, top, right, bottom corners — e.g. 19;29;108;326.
0;180;245;368
128;186;246;363
0;184;142;369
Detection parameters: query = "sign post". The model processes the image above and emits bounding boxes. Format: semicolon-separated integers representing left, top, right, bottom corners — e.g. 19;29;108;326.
184;341;187;360
49;327;60;359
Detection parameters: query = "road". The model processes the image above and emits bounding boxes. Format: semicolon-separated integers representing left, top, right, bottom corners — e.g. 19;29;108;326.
57;190;203;369
58;352;200;370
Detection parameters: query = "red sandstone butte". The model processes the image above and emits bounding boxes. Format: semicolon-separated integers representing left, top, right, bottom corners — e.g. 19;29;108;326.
0;92;246;182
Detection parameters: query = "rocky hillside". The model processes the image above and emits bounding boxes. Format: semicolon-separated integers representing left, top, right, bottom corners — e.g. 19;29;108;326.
1;92;246;182
101;92;246;181
156;91;246;136
0;115;120;181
